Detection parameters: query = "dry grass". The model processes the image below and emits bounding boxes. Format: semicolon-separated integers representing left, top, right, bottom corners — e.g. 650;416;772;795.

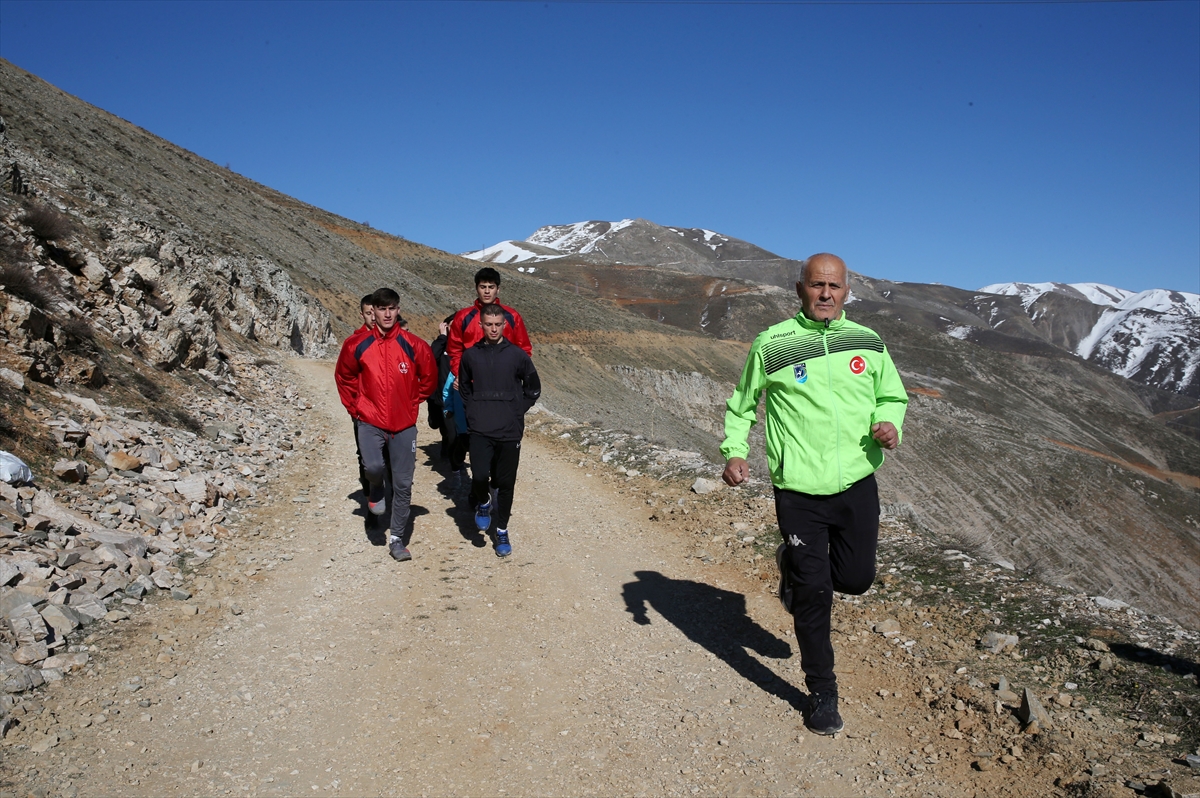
21;201;74;241
0;262;55;309
58;314;96;352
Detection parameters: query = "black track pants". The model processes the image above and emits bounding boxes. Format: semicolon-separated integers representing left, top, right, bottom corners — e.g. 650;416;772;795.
775;473;879;695
468;437;521;530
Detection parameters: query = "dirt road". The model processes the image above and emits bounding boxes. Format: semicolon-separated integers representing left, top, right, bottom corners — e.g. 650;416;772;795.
2;360;982;798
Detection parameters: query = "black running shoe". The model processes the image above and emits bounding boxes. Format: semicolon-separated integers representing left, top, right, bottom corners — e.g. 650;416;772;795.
804;691;844;736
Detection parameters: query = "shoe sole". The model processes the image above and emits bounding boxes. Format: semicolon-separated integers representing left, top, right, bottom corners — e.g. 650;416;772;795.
804;720;844;736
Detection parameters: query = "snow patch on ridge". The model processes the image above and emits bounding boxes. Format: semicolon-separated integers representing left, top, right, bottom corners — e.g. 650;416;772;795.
462;240;563;264
523;219;637;256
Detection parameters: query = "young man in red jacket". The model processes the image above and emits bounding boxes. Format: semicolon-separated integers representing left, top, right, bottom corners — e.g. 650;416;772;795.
446;267;532;381
334;288;435;562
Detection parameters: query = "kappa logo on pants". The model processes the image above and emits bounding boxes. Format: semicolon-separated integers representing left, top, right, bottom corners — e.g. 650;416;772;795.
789;535;805;547
411;439;417;452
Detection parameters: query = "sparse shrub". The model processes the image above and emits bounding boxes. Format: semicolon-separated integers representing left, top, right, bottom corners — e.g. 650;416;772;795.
0;238;23;268
141;278;174;313
0;262;55;309
59;314;96;351
21;201;74;241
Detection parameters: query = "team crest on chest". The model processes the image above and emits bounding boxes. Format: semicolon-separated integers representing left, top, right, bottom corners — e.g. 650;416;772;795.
849;356;866;375
793;363;807;384
398;362;409;375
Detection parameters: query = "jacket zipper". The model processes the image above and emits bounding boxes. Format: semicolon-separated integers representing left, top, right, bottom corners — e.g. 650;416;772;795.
822;319;842;491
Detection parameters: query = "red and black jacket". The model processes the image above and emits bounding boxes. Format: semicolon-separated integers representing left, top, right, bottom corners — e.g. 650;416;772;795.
335;323;436;433
334;325;373;417
446;300;532;377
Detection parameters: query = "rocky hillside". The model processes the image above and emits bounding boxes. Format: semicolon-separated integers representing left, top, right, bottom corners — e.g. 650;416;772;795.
1;57;1198;635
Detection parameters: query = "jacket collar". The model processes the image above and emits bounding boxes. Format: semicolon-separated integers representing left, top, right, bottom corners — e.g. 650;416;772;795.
375;323;403;342
794;310;846;331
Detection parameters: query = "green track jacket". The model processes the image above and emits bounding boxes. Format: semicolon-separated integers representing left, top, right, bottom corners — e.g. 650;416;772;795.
720;311;908;496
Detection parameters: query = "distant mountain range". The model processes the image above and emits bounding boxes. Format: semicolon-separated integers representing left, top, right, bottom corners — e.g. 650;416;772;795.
977;282;1199;398
467;222;1199;400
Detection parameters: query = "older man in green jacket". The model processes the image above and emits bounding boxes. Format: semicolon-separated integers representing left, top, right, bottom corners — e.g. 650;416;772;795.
721;253;907;737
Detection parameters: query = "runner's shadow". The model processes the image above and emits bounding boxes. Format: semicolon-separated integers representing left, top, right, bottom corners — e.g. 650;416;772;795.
621;570;805;711
443;502;487;548
1108;642;1198;678
419;442;447;473
403;504;430;547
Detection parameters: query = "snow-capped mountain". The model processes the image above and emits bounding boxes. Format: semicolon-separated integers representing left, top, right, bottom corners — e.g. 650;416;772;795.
980;282;1200;397
979;281;1136;309
464;219;802;287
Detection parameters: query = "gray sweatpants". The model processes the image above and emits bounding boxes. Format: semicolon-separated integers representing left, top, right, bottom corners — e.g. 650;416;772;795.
357;422;417;541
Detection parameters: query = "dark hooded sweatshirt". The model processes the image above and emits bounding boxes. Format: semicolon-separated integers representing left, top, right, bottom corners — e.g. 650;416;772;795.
458;336;541;441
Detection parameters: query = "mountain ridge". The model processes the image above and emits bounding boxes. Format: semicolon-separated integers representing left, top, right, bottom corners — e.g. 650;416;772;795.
470;220;1198;399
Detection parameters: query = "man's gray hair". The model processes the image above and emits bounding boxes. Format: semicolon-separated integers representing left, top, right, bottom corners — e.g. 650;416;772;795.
795;258;810;284
796;254;850;285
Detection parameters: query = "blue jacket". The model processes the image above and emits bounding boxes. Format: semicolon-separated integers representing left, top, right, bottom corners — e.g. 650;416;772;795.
441;374;467;435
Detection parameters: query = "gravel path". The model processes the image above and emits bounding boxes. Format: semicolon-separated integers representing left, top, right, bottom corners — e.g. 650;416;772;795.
1;360;971;798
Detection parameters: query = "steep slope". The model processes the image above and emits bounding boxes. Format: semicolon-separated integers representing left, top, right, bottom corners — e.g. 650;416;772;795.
0;59;746;461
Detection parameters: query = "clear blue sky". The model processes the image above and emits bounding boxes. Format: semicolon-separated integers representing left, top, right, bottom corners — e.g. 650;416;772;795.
1;1;1197;293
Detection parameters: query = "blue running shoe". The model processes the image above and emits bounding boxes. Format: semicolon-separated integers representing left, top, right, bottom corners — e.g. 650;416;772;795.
474;500;492;532
494;529;512;558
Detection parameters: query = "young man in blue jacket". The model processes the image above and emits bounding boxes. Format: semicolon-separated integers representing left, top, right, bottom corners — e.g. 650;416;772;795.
458;303;541;557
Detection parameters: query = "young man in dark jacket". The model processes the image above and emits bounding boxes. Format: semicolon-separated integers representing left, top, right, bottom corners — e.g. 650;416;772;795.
458;303;541;557
334;288;436;562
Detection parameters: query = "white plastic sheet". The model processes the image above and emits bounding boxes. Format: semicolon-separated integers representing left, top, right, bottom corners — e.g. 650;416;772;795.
0;451;33;484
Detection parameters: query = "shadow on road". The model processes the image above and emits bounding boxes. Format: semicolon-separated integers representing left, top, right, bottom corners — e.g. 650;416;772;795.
419;442;487;547
621;570;805;711
344;486;432;547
